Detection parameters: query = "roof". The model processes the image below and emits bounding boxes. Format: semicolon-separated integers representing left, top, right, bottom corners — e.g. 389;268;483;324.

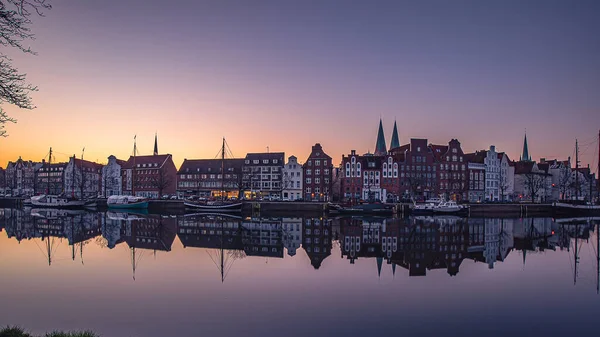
123;154;172;169
537;163;549;173
178;158;244;174
390;120;400;150
429;145;448;161
514;161;535;174
374;119;387;155
464;151;486;164
71;158;103;171
244;152;285;160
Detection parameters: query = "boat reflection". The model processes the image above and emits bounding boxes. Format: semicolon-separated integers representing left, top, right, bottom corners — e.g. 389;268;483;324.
1;208;598;290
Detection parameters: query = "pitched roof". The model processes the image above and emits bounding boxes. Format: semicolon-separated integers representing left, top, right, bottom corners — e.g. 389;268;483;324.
390;120;400;150
514;161;535;174
72;158;103;171
429;145;448;161
178;158;244;174
537;163;549;173
244;152;285;160
123;154;172;169
464;151;486;164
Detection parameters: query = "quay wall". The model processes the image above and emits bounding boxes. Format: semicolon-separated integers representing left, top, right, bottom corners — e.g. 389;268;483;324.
467;203;553;217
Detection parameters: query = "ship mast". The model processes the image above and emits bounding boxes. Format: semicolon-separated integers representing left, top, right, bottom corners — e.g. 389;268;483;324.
133;136;137;196
46;147;52;195
575;139;579;201
222;137;225;203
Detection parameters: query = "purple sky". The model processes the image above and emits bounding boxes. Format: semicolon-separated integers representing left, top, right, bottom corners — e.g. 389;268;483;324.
1;0;599;169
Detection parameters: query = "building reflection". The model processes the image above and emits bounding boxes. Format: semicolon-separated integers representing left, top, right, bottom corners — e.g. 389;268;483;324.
1;208;597;284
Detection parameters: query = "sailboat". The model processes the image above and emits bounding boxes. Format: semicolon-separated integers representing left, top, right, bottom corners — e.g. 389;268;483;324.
184;138;243;212
107;136;149;210
31;147;85;208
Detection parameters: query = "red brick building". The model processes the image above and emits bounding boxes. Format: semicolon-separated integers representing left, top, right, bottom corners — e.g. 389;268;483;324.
122;154;177;198
303;143;333;201
431;139;468;201
393;139;438;201
35;161;68;195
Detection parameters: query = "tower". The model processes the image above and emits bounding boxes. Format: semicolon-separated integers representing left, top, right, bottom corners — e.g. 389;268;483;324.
520;132;531;161
390;119;400;150
153;133;158;156
374;119;387;156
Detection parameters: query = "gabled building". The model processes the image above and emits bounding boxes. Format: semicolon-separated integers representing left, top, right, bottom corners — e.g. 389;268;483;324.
303;143;333;201
4;157;41;197
282;155;302;201
101;155;127;197
63;156;103;199
431;139;468;201
176;158;244;199
122;154;177;198
464;151;486;202
513;161;552;202
35;161;68;195
0;167;6;194
241;152;284;199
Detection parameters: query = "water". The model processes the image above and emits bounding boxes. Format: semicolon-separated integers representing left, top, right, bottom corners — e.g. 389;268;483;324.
1;208;599;337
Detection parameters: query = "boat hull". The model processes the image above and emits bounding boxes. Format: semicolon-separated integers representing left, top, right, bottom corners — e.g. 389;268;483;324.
30;195;85;208
184;201;243;212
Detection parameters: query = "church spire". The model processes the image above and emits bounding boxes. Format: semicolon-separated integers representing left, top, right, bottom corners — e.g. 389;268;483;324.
390;119;400;150
153;133;159;156
375;119;387;155
520;132;530;161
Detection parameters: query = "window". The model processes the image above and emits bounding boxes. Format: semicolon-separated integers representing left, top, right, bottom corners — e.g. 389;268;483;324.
324;169;329;175
324;160;327;166
315;178;320;184
315;160;321;166
306;169;312;175
253;160;259;164
263;159;269;164
452;148;457;153
315;169;320;175
306;178;312;184
273;159;278;164
308;160;312;166
306;187;311;193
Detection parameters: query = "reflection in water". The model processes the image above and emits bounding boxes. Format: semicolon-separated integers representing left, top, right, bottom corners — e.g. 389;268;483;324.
0;208;598;287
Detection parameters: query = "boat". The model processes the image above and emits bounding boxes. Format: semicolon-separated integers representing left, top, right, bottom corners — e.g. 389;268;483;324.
184;138;243;212
31;194;85;208
410;198;468;215
31;207;86;219
329;202;395;215
107;195;149;209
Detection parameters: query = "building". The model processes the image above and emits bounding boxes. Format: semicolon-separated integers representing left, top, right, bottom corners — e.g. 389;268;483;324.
4;157;41;197
484;145;501;201
101;155;127;197
35;161;68;195
63;156;103;199
241;152;284;199
176;158;244;199
303;143;333;201
0;167;6;194
431;139;468;201
513;161;552;202
302;217;332;269
464;152;486;202
394;139;438;201
282;217;302;256
499;152;515;201
282;155;302;201
121;154;177;198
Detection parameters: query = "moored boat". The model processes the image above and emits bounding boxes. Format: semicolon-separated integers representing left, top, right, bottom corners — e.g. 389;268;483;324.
31;194;85;208
107;195;149;209
329;202;395;215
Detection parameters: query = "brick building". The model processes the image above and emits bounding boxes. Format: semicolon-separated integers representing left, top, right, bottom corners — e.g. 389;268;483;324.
303;143;333;201
176;158;244;199
431;139;469;201
4;157;41;197
122;154;177;198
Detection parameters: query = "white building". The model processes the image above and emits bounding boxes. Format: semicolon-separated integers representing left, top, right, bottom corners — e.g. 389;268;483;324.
63;157;103;199
101;155;125;197
282;217;302;257
514;161;552;202
484;146;500;201
282;156;303;201
499;153;515;201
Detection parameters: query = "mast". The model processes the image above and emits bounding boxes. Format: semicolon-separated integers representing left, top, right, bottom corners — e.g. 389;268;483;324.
133;136;137;196
47;147;52;195
575;139;579;201
596;223;599;294
597;129;600;205
574;223;579;285
222;137;225;202
80;148;85;200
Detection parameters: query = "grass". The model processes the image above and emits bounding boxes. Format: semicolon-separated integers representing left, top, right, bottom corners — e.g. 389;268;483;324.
0;327;99;337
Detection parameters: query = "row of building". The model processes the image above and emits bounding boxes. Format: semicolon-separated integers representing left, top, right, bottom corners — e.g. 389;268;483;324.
1;124;597;202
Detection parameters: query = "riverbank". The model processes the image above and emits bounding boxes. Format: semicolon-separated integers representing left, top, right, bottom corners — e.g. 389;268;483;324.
0;327;99;337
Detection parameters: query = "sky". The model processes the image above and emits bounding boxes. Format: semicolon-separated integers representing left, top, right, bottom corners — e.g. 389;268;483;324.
0;0;599;171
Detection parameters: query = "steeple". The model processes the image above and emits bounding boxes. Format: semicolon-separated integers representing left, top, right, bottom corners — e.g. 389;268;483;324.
390;119;400;150
374;119;387;156
520;132;531;161
153;133;158;156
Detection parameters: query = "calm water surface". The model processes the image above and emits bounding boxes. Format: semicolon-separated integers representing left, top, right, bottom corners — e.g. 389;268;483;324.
1;208;599;337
